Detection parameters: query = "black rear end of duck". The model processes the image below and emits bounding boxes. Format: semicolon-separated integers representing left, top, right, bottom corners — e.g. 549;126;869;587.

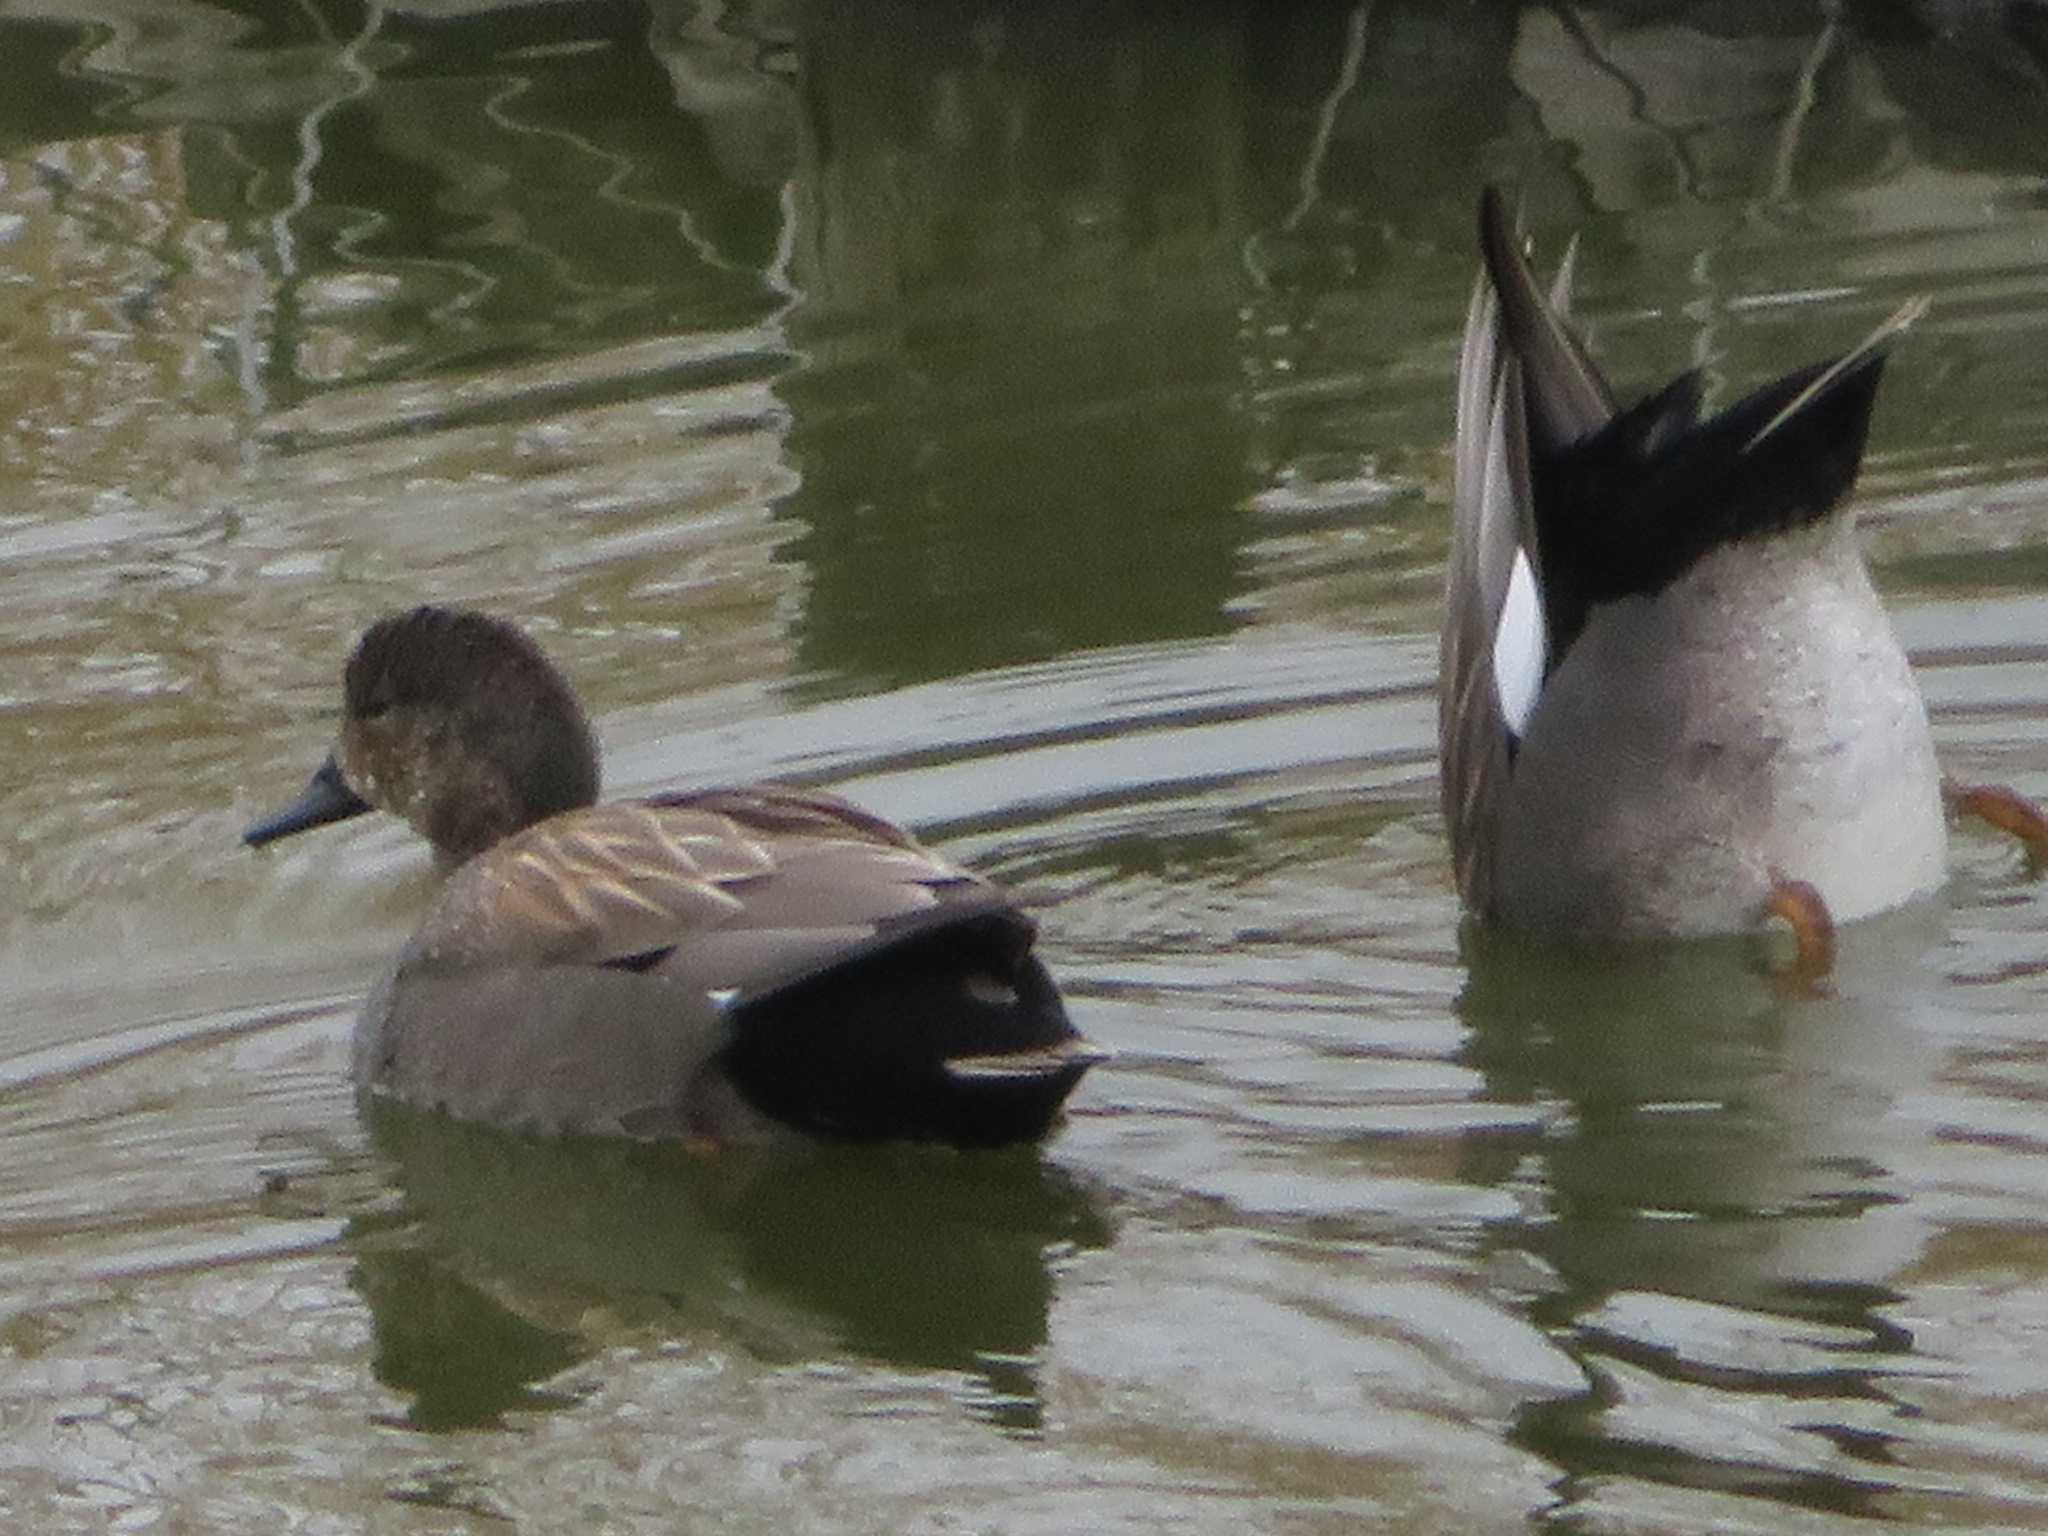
716;908;1098;1148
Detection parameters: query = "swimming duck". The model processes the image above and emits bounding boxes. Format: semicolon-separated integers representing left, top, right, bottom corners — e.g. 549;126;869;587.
1442;188;1953;956
245;606;1102;1147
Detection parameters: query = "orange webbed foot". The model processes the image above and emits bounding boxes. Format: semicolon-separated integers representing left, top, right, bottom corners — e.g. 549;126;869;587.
1946;778;2048;867
1761;873;1836;993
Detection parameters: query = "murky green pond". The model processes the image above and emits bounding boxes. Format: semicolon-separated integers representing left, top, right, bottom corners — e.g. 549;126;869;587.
5;2;2048;1530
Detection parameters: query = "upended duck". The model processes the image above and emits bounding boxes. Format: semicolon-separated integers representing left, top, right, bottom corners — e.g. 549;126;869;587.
245;606;1102;1147
1443;188;2045;963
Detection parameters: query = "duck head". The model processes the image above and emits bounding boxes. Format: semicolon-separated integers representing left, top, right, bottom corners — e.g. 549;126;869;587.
245;606;600;864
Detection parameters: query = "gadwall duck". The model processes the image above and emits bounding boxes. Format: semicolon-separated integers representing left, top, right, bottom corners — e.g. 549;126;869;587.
1443;188;1953;956
246;606;1103;1147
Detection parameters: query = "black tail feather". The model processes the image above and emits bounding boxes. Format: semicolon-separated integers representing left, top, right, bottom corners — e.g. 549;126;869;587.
718;910;1093;1148
1478;185;1901;667
1538;349;1885;638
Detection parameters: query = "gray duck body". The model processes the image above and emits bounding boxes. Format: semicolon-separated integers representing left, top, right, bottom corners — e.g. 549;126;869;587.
1442;190;1947;939
248;608;1100;1147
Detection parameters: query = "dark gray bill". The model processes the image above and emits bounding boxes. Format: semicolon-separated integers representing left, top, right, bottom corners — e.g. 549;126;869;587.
244;754;372;846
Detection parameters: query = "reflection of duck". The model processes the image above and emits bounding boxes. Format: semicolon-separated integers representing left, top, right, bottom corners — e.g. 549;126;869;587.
1458;916;1944;1320
351;1103;1110;1431
1443;188;1951;954
246;607;1102;1147
1458;923;1952;1509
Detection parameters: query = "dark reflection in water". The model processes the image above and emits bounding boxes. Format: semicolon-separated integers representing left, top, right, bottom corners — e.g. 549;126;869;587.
355;1243;589;1432
350;1103;1111;1433
1241;1;1518;246
134;0;796;402
1463;914;1947;1313
1458;914;1950;1512
777;2;1260;687
1852;0;2048;168
0;20;123;146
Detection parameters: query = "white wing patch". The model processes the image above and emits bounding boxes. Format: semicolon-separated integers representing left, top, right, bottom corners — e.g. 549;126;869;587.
1492;546;1546;740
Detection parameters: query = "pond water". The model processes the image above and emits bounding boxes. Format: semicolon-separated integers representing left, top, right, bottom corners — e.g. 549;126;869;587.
4;2;2048;1530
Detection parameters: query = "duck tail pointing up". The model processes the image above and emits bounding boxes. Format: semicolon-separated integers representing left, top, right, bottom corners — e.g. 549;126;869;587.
1477;185;1615;456
1475;185;1926;623
1544;310;1904;615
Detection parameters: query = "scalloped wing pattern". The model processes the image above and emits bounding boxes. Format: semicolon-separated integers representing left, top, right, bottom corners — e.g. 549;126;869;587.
416;791;984;969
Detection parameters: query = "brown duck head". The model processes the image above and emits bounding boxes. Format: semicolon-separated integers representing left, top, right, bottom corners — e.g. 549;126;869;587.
245;606;600;864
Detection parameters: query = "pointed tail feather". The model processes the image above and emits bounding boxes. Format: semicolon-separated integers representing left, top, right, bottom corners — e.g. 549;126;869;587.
1476;186;1615;453
1746;296;1928;451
